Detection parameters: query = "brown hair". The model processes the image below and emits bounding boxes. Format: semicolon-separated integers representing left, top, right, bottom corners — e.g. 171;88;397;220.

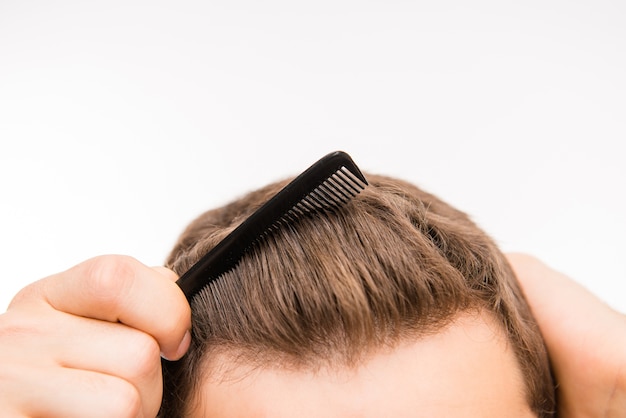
160;174;555;417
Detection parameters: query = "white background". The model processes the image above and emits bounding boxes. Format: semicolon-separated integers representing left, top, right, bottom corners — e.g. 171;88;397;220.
1;1;624;312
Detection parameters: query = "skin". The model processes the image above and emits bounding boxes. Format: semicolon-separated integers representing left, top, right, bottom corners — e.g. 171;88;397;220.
192;312;535;418
507;254;626;418
0;255;191;418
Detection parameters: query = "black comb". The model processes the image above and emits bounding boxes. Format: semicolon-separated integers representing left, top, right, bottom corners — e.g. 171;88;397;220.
176;151;368;301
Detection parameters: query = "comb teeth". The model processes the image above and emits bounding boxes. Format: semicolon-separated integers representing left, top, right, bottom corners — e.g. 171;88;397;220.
289;167;367;219
176;151;368;301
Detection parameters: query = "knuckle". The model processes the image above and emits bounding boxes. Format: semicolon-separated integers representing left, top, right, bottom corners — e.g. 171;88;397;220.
83;255;140;302
106;379;142;418
8;281;44;308
126;332;162;381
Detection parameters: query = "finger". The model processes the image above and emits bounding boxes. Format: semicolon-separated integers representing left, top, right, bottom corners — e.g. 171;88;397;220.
27;255;190;360
507;253;626;415
0;305;164;414
152;266;179;283
52;314;164;414
507;253;618;327
8;365;147;418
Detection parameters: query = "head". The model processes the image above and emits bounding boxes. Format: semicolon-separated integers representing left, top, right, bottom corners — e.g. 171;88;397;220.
160;174;555;417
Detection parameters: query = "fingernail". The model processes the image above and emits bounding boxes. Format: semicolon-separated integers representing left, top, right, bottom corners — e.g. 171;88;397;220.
161;329;192;361
175;329;192;358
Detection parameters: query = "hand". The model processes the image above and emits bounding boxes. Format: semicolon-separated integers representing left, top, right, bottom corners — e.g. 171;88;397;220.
507;253;626;418
0;255;191;418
